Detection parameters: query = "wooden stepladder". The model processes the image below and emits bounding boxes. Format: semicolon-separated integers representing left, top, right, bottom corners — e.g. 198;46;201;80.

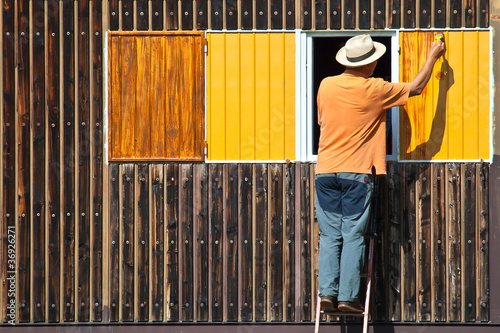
314;178;380;333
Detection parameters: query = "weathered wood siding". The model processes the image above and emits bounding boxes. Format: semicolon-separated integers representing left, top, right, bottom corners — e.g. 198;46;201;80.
0;0;492;327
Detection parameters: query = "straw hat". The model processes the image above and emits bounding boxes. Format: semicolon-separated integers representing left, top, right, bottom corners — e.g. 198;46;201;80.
336;34;386;67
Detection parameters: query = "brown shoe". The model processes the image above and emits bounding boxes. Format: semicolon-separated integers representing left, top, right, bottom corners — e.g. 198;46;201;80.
320;295;338;313
338;300;364;314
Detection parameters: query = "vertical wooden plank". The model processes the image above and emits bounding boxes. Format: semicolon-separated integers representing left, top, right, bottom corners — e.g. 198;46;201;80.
194;164;209;322
136;0;149;30
255;34;270;160
270;0;283;29
119;36;136;159
226;0;238;30
210;164;223;322
359;0;371;29
108;165;120;322
419;0;431;28
137;164;150;322
315;0;327;30
402;164;416;322
477;163;489;321
151;164;164;321
343;0;355;29
434;0;446;27
134;37;151;158
372;176;387;321
17;0;31;323
463;32;479;160
196;0;208;30
121;165;135;322
463;164;476;321
109;0;119;30
432;164;446;322
448;163;461;321
477;31;490;160
299;163;311;321
239;33;256;160
387;163;401;321
478;0;489;28
330;0;341;30
417;164;431;322
256;0;268;30
108;34;120;160
254;164;268;321
151;0;164;30
165;164;179;321
45;0;60;323
225;34;241;160
464;0;476;28
181;0;193;30
403;0;416;27
389;0;401;28
149;37;166;159
91;0;103;321
269;164;283;322
226;164;239;321
163;36;181;159
373;0;386;28
210;0;223;30
300;0;312;30
121;0;134;31
180;164;194;322
61;0;75;321
165;0;179;30
285;0;295;29
78;0;91;321
449;0;461;28
240;0;253;29
284;163;295;322
239;164;253;322
32;0;46;322
269;34;285;161
1;0;16;323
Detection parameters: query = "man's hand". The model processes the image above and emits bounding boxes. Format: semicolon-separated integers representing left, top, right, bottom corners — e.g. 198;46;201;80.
429;38;446;61
409;37;446;97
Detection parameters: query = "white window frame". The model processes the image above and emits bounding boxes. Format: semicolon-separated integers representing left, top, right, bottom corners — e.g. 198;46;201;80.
295;30;401;162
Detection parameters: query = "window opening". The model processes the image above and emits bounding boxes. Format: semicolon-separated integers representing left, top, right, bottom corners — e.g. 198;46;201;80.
312;36;394;157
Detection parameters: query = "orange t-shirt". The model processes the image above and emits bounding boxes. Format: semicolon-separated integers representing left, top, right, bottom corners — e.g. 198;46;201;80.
316;70;411;175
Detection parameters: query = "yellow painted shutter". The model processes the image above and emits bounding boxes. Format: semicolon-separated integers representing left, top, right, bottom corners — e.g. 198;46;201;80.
207;32;296;161
108;32;206;161
399;31;490;161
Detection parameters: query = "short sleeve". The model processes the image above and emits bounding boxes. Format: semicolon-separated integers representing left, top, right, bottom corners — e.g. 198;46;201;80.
380;81;411;109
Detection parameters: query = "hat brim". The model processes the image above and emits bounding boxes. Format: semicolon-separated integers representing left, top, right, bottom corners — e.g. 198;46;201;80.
335;41;386;67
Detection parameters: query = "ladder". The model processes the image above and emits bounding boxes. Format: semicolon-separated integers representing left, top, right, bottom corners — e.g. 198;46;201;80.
314;178;380;333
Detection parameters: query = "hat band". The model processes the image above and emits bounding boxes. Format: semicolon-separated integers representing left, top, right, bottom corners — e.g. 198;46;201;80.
346;46;376;63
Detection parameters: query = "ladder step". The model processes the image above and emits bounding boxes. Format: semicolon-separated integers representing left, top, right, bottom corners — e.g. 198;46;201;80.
321;310;365;317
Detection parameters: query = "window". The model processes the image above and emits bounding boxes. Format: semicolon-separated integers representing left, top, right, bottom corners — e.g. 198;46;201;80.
107;32;206;161
296;32;400;161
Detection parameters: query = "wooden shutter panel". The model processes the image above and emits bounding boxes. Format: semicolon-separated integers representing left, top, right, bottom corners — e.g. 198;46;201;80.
108;32;206;161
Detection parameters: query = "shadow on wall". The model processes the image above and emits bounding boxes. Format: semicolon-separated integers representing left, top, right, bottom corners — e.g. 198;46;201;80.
400;59;455;160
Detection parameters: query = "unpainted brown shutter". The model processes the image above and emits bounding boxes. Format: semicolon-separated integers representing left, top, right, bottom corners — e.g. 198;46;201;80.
108;31;205;161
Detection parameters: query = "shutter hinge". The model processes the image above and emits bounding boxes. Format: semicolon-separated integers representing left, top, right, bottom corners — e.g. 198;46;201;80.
204;44;208;54
204;142;208;156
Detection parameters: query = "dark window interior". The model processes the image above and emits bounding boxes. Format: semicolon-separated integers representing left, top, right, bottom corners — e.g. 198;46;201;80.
312;36;393;155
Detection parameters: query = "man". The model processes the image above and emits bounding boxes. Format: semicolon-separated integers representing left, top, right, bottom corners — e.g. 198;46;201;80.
316;34;445;313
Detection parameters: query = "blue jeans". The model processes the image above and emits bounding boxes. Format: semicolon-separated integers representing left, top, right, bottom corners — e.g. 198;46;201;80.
315;172;374;302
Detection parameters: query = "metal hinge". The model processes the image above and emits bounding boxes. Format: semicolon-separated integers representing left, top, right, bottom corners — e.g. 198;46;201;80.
204;44;208;54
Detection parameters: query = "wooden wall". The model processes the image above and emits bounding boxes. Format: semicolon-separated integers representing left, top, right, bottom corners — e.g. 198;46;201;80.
0;0;492;326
